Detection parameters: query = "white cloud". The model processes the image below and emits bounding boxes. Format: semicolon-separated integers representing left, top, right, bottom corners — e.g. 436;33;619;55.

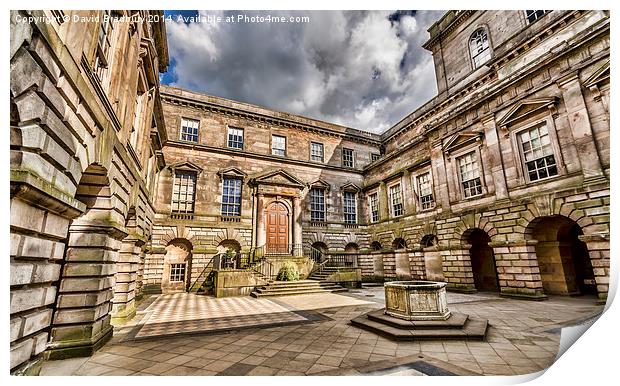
165;10;445;133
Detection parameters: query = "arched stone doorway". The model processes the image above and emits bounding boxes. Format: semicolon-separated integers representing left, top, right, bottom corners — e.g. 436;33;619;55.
421;235;444;282
465;228;499;291
310;241;327;262
162;238;193;293
266;201;289;253
528;216;596;295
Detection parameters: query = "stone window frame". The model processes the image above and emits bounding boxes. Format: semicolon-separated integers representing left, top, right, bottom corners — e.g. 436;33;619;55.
411;166;436;212
341;184;361;224
449;144;489;201
371;153;381;162
342;147;355;168
309;187;326;222
179;117;200;143
387;181;403;218
271;134;287;157
220;176;243;217
367;189;380;223
310;141;324;163
227;126;244;150
509;115;566;185
468;26;493;71
171;170;197;214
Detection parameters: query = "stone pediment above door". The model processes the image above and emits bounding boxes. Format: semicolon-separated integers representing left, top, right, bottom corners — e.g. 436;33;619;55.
249;169;305;189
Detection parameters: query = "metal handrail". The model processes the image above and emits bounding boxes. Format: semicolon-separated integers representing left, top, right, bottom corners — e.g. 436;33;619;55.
188;254;218;292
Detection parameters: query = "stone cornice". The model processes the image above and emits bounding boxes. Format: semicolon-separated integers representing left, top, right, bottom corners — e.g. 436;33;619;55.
422;10;476;51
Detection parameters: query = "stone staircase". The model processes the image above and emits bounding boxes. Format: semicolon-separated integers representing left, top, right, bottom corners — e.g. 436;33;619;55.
307;266;340;281
250;279;347;298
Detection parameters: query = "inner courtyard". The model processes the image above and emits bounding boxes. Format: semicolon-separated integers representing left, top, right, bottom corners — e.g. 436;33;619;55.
9;9;610;376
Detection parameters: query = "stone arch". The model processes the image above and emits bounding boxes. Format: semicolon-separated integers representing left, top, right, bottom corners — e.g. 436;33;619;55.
50;163;125;358
214;228;244;248
454;213;498;245
392;238;407;250
370;241;382;251
310;241;328;262
421;234;438;248
344;242;360;253
162;238;193;293
343;232;360;246
524;215;596;296
161;227;198;247
524;200;597;239
217;239;242;253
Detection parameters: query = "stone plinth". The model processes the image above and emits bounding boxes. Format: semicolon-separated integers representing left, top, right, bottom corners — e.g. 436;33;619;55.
352;280;488;341
385;281;450;321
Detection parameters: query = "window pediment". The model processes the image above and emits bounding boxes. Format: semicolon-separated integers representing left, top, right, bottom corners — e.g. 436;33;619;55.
309;178;331;192
169;161;202;175
497;97;558;132
340;182;361;193
443;131;483;154
583;60;609;90
218;167;247;180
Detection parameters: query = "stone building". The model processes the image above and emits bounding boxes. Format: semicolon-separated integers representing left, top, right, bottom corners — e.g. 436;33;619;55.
9;9;610;374
10;10;168;372
146;10;609;303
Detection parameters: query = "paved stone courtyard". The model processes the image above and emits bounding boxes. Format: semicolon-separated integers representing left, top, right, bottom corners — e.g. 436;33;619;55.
39;288;603;376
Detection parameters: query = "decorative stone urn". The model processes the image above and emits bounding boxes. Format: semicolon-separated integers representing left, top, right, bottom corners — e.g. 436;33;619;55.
384;281;451;321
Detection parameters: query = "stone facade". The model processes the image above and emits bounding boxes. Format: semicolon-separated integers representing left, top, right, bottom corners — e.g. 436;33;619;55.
10;10;168;372
9;9;610;373
147;10;609;304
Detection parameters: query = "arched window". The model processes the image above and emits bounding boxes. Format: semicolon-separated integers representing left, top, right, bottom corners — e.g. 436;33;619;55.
470;29;491;69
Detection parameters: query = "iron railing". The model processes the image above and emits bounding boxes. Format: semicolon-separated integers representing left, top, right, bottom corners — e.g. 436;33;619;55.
324;252;357;267
188;254;218;293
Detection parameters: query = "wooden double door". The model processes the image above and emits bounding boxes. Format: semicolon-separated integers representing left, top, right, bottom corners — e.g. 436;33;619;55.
266;202;289;253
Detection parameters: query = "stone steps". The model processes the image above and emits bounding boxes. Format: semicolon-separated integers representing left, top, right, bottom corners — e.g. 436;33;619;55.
351;309;488;341
250;280;348;298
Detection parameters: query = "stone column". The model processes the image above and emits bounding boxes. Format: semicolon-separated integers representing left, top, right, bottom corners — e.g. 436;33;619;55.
558;75;605;181
401;170;416;215
491;241;546;300
111;237;144;322
481;115;509;201
378;181;389;220
579;234;610;302
47;222;126;359
293;195;303;249
255;193;266;248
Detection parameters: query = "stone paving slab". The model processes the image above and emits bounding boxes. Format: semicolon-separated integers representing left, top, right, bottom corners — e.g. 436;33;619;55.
38;289;603;376
123;293;328;340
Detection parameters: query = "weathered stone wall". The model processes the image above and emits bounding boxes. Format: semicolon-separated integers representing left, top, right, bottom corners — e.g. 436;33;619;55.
9;10;167;372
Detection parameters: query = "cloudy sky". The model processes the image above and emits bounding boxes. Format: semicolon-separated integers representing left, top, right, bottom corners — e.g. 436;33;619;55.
161;10;444;134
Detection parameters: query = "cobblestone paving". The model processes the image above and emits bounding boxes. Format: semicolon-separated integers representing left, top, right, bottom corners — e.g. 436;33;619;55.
39;289;603;376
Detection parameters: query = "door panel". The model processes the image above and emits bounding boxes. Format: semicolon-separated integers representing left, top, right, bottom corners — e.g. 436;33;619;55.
266;202;289;253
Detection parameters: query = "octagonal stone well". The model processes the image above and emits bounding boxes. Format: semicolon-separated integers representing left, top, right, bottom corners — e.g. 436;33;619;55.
384;281;450;321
